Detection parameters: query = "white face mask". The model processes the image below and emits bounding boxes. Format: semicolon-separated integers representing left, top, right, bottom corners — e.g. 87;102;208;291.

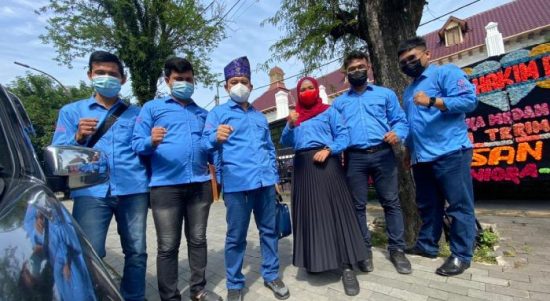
229;83;251;103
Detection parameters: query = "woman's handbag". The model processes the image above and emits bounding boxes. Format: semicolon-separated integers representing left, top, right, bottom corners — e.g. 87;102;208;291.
275;192;291;239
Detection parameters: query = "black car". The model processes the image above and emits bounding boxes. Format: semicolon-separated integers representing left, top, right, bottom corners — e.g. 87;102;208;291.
0;84;123;301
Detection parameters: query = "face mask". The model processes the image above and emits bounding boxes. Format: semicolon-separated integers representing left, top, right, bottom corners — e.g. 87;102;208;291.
171;81;194;100
299;89;318;107
400;59;426;78
229;83;251;103
347;70;368;87
92;75;121;98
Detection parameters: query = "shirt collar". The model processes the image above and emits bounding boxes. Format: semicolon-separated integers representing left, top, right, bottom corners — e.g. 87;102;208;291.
228;99;255;111
165;96;196;107
417;64;436;80
346;84;373;96
228;98;241;108
87;95;123;109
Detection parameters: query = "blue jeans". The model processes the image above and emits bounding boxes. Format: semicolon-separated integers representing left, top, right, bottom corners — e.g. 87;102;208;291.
72;193;149;301
412;148;476;263
223;186;279;289
345;147;406;251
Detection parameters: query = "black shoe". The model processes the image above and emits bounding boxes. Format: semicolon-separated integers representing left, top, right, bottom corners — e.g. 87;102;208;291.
389;250;412;274
436;256;471;276
192;290;223;301
342;269;360;296
226;289;242;301
358;249;374;272
264;279;290;300
405;246;438;259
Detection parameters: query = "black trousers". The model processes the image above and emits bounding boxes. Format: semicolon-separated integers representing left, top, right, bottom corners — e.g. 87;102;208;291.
345;148;406;251
150;181;213;301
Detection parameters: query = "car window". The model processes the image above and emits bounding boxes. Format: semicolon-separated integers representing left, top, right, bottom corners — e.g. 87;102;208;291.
7;91;36;137
0;100;15;202
0;108;15;180
0;86;42;180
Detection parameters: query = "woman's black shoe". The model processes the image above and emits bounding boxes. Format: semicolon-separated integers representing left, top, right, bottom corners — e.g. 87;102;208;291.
342;269;360;296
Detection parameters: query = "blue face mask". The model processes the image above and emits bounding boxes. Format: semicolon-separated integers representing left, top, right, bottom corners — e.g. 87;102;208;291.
92;75;122;98
171;81;194;100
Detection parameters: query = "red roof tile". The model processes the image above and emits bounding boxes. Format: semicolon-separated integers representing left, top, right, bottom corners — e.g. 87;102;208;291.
252;69;354;112
425;0;550;61
252;86;296;112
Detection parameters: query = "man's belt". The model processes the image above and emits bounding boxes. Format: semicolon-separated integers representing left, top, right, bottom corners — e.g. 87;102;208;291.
347;143;391;154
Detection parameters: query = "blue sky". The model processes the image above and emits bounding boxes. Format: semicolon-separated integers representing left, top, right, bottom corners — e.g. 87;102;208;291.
0;0;512;109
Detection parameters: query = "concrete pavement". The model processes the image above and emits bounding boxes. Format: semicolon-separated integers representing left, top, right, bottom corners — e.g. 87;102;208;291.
62;199;550;301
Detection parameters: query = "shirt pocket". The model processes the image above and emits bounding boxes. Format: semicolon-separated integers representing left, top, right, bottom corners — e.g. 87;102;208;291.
115;119;134;144
190;116;205;134
252;117;269;141
366;98;387;119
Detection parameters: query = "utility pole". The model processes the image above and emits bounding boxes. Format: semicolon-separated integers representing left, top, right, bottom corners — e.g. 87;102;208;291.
215;85;220;106
215;78;227;106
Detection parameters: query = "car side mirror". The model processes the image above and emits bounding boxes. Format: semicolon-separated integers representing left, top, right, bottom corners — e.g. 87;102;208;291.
43;145;109;191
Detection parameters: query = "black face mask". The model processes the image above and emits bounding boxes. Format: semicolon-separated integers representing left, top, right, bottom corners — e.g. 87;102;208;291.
347;70;368;87
400;59;426;78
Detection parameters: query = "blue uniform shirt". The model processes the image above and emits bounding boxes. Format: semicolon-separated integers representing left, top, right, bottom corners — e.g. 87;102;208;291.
280;107;349;154
52;96;149;198
332;84;409;149
132;97;211;187
403;64;478;164
203;99;278;193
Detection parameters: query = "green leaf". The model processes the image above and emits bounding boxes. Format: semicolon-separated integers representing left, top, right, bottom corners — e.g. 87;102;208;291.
38;0;227;104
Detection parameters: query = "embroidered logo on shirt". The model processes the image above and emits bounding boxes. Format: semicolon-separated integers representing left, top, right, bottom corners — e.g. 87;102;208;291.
458;79;468;92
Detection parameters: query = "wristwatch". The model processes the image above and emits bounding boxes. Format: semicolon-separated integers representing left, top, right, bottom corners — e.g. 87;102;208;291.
428;97;436;108
323;146;332;153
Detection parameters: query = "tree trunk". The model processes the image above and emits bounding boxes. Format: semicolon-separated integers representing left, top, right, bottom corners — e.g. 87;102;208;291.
125;51;165;105
357;0;425;246
130;69;157;105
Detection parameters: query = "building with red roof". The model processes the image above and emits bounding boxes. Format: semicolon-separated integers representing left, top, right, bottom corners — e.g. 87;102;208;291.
426;0;550;67
252;0;550;162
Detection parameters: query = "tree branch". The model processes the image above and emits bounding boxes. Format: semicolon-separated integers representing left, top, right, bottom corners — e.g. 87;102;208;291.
328;8;360;41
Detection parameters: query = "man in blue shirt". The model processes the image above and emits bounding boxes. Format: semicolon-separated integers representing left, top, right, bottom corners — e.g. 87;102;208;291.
398;37;478;276
132;57;221;301
332;50;412;275
203;57;290;301
52;51;149;301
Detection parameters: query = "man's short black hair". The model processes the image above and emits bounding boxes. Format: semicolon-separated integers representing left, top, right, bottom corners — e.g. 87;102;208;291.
397;37;427;57
343;50;370;70
164;57;194;77
88;51;125;76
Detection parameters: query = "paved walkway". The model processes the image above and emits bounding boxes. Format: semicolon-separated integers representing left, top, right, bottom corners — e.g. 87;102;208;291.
63;200;550;301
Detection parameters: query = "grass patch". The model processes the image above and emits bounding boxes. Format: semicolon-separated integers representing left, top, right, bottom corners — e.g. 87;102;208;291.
370;222;499;264
371;228;388;247
441;227;499;264
438;242;451;257
520;244;532;254
474;245;498;264
370;218;388;248
473;228;499;264
503;249;517;257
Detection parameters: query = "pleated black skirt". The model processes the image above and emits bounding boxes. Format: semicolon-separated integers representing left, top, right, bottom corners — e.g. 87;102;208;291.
292;149;368;272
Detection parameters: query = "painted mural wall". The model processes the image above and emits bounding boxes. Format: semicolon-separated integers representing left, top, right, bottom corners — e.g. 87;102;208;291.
464;43;550;185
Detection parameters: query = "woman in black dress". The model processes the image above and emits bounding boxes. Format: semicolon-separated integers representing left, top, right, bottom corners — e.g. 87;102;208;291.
280;76;367;296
